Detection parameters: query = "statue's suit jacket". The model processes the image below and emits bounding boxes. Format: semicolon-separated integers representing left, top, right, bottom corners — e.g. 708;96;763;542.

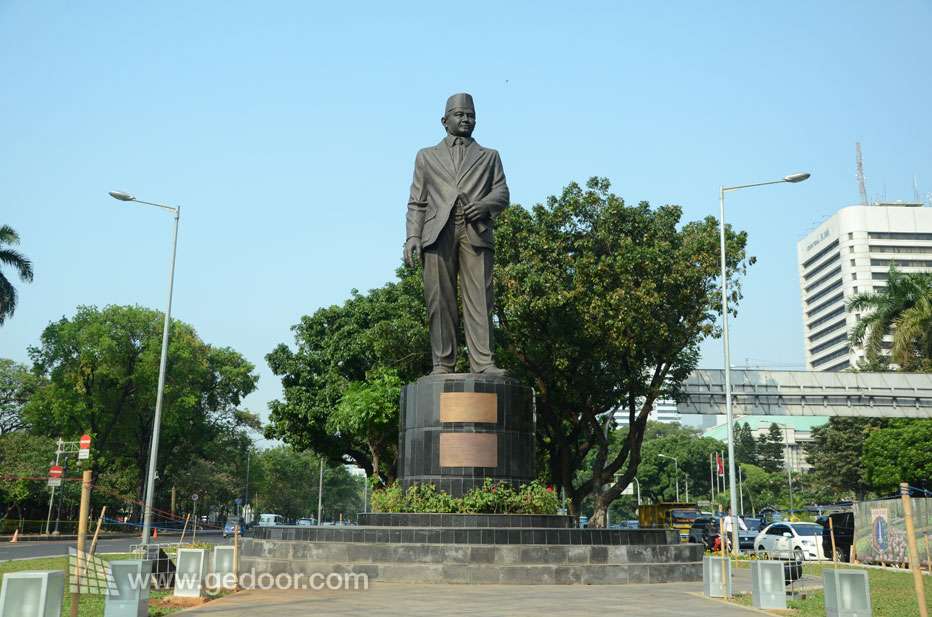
406;137;509;250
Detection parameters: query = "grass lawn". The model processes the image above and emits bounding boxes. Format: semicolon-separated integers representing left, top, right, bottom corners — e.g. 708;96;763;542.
730;560;932;617
0;553;204;617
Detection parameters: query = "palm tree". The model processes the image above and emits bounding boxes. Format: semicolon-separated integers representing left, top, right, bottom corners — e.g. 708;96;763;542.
848;267;932;368
891;293;932;371
0;225;34;325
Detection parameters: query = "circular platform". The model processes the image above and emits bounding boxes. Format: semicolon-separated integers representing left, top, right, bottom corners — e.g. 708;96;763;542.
358;513;577;528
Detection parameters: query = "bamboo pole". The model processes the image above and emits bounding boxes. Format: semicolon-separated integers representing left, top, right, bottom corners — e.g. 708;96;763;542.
233;523;240;591
179;513;191;545
900;483;928;617
925;534;931;575
829;516;838;565
70;469;92;617
88;506;107;557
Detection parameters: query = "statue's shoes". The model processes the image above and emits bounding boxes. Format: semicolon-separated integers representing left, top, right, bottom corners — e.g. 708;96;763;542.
477;366;507;377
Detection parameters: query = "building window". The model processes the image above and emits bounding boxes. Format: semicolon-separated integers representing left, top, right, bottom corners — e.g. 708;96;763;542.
848;232;853;240
850;259;856;266
871;258;932;268
805;280;844;305
849;246;855;253
868;232;932;241
812;346;851;368
853;286;858;294
851;273;857;280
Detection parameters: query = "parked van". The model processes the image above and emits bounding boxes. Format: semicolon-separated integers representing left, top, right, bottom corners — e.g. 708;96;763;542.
257;513;285;527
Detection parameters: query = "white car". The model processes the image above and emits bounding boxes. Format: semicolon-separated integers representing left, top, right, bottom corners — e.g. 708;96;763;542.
754;522;826;561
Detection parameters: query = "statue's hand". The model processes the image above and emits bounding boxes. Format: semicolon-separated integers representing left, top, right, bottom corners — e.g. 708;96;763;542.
404;237;422;267
463;201;491;223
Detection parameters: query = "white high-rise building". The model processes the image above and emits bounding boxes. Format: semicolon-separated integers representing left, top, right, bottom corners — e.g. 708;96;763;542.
797;203;932;371
611;399;681;425
610;399;718;429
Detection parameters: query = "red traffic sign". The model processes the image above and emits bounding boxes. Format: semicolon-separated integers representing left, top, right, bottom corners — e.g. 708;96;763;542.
49;465;64;478
79;434;92;449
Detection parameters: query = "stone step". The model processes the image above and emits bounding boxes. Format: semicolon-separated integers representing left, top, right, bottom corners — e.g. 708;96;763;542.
252;525;677;545
242;539;702;566
238;558;701;585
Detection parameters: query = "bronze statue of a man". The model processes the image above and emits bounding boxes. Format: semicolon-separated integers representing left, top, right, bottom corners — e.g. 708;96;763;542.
404;93;509;375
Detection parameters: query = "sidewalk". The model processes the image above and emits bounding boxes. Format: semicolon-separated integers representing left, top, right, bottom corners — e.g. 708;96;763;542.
177;582;764;616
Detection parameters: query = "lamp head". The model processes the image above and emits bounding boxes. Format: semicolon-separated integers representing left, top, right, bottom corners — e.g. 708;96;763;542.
783;173;811;183
109;191;136;202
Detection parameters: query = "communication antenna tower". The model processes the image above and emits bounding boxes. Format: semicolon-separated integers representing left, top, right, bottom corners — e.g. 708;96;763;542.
856;142;869;206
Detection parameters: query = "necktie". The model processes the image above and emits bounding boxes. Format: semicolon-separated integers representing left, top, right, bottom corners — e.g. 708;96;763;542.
452;137;465;172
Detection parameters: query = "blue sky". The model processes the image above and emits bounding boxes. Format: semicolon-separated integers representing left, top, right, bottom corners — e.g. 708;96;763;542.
2;1;931;435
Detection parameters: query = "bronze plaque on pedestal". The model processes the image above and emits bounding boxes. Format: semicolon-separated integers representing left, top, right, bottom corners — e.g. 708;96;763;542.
439;392;497;423
439;433;498;468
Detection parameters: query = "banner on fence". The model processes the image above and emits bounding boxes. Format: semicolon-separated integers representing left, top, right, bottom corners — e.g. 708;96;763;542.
853;497;930;566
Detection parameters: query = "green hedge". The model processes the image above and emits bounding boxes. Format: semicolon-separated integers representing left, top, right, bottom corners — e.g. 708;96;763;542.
370;479;559;514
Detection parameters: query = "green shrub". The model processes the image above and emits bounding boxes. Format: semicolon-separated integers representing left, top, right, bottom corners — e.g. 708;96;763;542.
512;480;560;514
370;479;559;515
404;483;457;513
370;482;405;512
460;478;503;513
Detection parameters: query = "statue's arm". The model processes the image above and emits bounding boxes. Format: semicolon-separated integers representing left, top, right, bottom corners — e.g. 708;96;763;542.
406;150;427;241
477;150;509;217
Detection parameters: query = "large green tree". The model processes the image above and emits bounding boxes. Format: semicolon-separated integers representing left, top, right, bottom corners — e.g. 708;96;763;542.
849;267;932;369
734;421;758;467
23;305;259;515
494;178;752;526
755;423;785;473
265;267;430;482
250;446;364;522
862;420;932;494
611;422;725;504
0;432;56;524
805;417;889;500
0;225;34;325
0;359;42;434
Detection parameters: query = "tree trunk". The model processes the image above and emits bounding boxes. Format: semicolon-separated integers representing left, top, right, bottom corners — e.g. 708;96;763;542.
369;446;380;483
588;495;609;528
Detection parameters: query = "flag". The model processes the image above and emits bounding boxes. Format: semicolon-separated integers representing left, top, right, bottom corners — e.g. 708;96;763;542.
716;453;725;477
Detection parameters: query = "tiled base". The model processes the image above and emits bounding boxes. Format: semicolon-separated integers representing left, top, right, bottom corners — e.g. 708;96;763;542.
399;374;535;497
240;539;703;585
251;526;679;546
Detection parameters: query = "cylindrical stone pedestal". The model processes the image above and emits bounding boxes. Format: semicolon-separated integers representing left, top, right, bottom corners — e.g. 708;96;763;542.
398;374;535;497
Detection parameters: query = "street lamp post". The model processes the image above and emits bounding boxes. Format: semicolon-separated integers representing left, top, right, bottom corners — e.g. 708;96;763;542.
719;172;809;555
109;190;180;546
317;457;324;525
658;454;679;502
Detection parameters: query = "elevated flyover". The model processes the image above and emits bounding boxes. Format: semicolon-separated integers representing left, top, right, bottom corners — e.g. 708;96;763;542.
676;369;932;418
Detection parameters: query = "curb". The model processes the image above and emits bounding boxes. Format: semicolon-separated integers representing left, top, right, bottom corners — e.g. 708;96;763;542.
0;531;204;543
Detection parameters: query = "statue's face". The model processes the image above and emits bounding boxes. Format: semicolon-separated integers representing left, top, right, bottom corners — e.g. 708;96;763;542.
442;108;476;138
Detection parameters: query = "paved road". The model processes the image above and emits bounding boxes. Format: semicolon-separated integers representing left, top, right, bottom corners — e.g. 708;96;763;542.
175;582;762;616
0;531;228;562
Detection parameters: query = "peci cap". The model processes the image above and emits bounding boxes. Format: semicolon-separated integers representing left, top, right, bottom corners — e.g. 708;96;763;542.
445;92;475;114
